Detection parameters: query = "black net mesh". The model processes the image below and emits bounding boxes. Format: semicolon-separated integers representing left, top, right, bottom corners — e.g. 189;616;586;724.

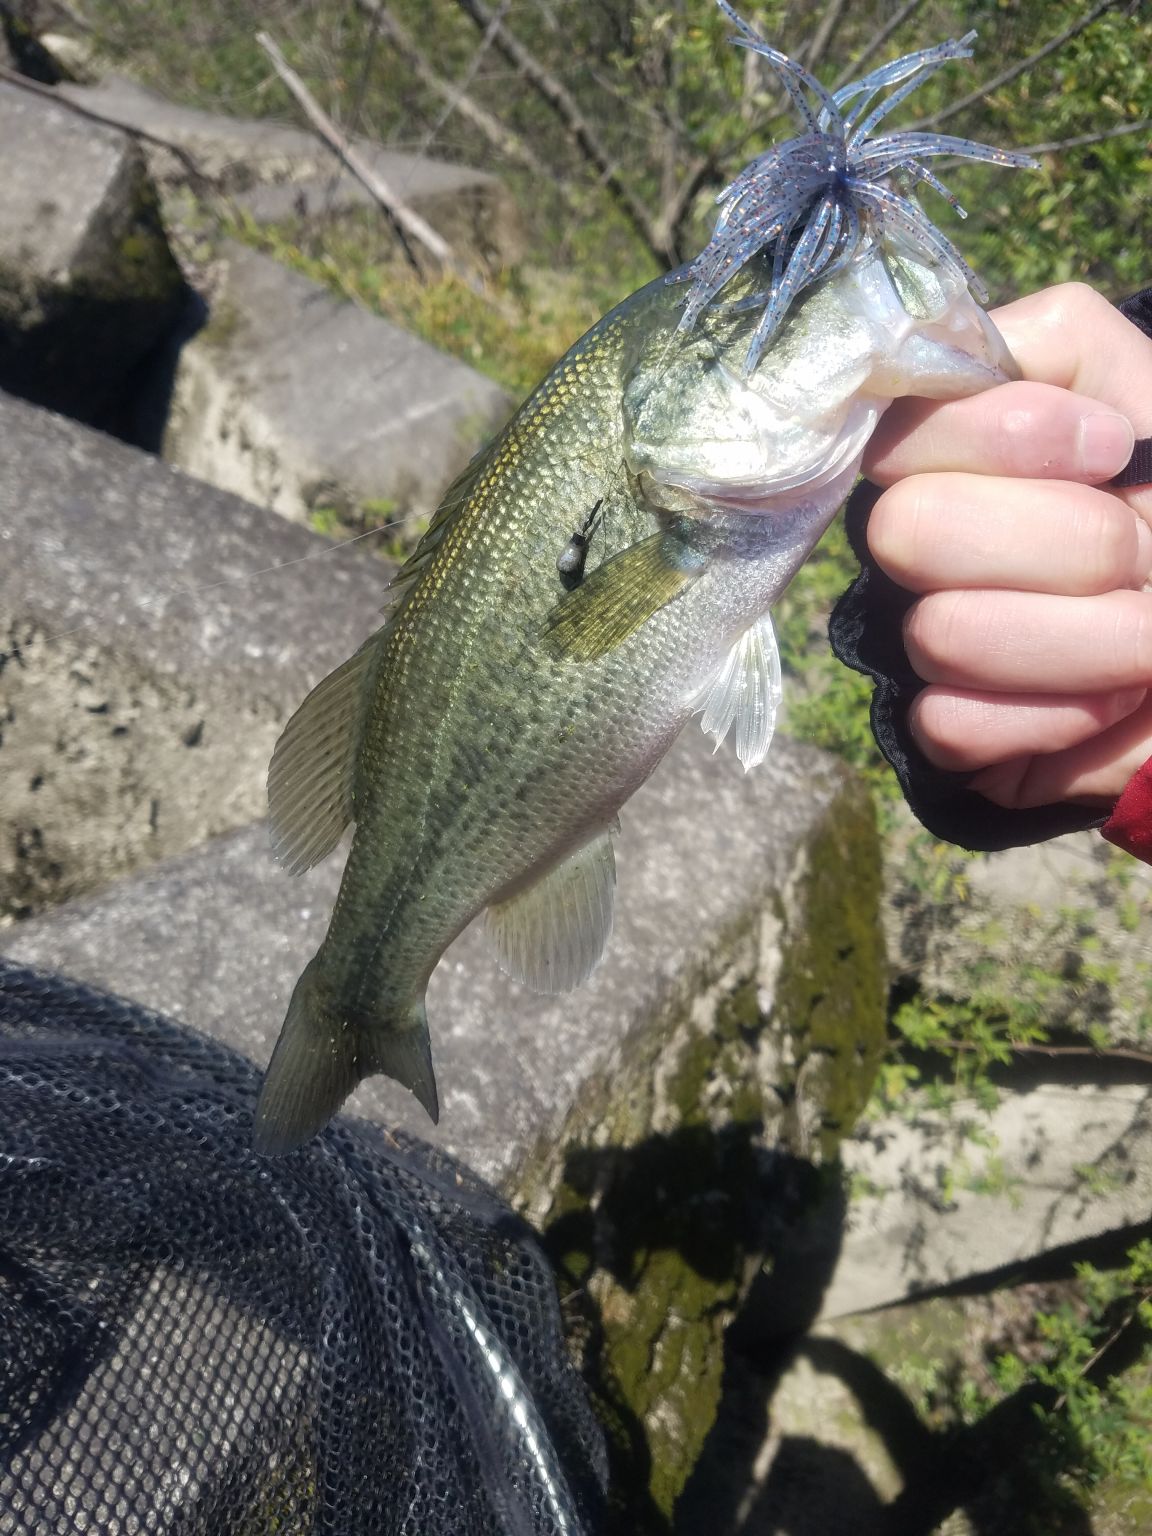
0;959;607;1535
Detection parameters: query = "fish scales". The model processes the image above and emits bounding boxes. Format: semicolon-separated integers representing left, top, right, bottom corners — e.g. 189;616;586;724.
254;4;1038;1154
324;285;753;1015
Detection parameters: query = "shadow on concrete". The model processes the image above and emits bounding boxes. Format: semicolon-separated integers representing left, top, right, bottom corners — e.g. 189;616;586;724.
674;1239;1152;1536
543;1121;1146;1536
119;284;207;452
542;1126;847;1536
697;1334;1098;1536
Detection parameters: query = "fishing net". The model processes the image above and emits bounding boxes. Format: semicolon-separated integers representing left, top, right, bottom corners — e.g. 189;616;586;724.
0;959;607;1535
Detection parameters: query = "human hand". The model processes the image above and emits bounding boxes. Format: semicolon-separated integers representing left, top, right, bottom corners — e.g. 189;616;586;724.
859;283;1152;812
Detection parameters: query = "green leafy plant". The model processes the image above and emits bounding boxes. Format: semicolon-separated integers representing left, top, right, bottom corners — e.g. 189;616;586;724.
994;1243;1152;1501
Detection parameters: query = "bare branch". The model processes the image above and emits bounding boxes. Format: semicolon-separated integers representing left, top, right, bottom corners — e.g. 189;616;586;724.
917;0;1126;132
451;0;670;266
0;63;208;185
832;0;928;91
352;0;547;176
1019;118;1151;156
1052;1284;1152;1413
803;0;850;76
256;29;484;290
939;1038;1152;1071
418;0;509;155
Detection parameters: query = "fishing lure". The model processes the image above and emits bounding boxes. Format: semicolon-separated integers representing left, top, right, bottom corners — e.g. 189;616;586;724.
679;2;1035;372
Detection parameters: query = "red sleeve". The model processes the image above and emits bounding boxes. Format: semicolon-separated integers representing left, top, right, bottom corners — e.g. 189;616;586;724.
1101;758;1152;863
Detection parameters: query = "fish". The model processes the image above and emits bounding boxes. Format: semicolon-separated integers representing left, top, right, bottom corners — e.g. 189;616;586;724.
252;1;1038;1155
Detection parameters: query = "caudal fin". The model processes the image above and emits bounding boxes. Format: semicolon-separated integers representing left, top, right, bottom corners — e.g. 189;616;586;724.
253;957;439;1156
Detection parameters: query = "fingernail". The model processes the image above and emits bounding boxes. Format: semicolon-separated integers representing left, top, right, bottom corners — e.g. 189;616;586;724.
1110;686;1147;719
1077;412;1135;481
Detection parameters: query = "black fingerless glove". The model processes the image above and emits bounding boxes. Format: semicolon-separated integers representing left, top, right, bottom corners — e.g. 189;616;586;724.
827;482;1108;850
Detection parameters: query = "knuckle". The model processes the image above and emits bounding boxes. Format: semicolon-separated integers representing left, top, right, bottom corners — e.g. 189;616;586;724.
903;590;965;675
913;689;963;747
907;691;956;764
1044;281;1109;333
990;384;1056;471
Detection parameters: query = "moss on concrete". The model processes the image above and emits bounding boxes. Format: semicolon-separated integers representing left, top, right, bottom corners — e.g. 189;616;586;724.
771;774;888;1160
520;768;887;1527
73;151;183;307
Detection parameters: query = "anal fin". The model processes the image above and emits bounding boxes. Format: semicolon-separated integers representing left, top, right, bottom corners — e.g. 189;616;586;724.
693;611;782;771
487;826;617;994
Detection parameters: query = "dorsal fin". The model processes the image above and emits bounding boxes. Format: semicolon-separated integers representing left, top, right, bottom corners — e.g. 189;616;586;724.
268;439;504;875
267;635;381;874
378;436;502;616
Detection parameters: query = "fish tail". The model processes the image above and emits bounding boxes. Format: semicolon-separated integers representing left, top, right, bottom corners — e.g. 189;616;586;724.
253;956;439;1155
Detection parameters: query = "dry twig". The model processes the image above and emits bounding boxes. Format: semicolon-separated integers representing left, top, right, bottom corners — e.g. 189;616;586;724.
803;0;850;76
1020;118;1151;156
832;0;928;91
353;0;546;176
451;0;670;265
917;0;1125;131
256;28;482;291
940;1038;1152;1071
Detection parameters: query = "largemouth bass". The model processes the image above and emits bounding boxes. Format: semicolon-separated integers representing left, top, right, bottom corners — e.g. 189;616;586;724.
254;3;1036;1154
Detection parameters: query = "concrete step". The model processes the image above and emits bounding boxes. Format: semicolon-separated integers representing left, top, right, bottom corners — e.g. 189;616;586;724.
58;73;522;266
0;387;387;918
163;242;511;524
0;82;184;429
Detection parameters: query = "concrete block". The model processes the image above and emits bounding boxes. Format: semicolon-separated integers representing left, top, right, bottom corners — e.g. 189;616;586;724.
162;242;511;524
236;169;523;273
826;1081;1152;1317
0;82;183;427
680;1282;1152;1535
885;808;1152;1053
58;74;522;265
0;389;387;917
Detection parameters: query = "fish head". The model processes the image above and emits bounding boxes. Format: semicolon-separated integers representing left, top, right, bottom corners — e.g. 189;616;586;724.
624;239;1017;518
627;4;1037;527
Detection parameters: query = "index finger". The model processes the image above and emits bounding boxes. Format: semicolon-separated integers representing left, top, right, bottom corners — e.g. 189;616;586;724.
862;284;1152;516
862;381;1134;486
993;284;1152;434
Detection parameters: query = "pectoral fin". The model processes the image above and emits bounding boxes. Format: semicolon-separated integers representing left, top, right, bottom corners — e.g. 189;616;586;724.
541;532;707;662
267;634;380;874
693;612;783;771
487;825;617;993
